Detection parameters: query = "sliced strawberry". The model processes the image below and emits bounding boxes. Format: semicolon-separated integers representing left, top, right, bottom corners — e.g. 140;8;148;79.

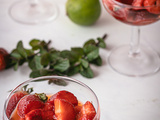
42;110;55;120
17;94;45;118
48;90;78;106
25;109;43;120
132;0;144;7
43;102;55;112
77;101;96;120
75;105;82;115
144;0;160;14
77;115;94;120
54;99;76;120
6;91;28;118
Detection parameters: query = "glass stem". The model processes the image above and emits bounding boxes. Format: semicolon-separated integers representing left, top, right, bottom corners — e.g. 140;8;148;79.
129;26;140;56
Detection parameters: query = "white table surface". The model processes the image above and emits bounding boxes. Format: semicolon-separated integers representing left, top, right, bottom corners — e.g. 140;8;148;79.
0;0;160;120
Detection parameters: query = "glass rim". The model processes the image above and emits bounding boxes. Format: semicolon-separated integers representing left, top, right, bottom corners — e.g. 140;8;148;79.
108;0;160;9
3;75;100;120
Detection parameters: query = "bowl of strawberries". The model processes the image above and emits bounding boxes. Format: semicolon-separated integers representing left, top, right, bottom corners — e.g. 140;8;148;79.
3;76;100;120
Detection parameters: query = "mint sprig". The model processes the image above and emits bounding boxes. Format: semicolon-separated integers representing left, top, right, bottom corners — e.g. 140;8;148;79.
9;34;107;78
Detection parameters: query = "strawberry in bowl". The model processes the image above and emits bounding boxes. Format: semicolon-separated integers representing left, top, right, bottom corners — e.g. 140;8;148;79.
3;76;100;120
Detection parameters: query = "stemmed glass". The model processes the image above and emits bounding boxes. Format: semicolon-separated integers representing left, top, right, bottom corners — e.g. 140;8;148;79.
3;76;100;120
9;0;59;24
102;0;160;77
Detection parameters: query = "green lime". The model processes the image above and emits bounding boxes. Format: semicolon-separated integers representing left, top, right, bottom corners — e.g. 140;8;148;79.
66;0;101;26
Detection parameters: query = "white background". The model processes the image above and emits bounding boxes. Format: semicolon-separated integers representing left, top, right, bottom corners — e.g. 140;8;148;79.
0;0;160;120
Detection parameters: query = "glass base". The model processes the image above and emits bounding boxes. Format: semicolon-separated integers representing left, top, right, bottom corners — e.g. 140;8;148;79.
9;0;58;24
108;45;160;77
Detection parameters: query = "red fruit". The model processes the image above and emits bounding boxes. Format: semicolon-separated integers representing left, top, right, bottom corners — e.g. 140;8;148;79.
0;48;9;71
127;9;159;25
54;99;76;120
0;48;8;55
0;54;6;70
25;109;43;120
77;115;93;120
77;101;96;120
43;102;55;112
144;0;160;14
6;91;28;118
75;105;82;115
48;90;78;106
17;94;45;118
132;0;144;7
120;0;133;5
42;111;55;120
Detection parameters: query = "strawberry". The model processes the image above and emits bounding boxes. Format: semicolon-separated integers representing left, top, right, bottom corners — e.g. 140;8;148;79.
77;101;96;120
48;90;78;106
17;94;45;118
120;0;133;5
25;109;43;120
0;48;9;71
25;108;55;120
144;0;160;14
42;110;55;120
6;91;28;118
43;102;55;112
132;0;144;7
54;99;76;120
75;105;82;115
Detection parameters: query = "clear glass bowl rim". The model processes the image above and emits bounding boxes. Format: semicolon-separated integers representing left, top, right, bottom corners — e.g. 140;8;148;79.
3;75;100;120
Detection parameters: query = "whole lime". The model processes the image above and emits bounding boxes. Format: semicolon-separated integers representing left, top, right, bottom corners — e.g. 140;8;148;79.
66;0;101;26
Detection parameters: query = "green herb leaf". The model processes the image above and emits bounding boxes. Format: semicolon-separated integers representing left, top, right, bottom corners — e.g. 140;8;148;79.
29;56;43;70
91;56;102;66
48;79;68;86
54;59;70;72
81;59;89;68
83;44;98;54
29;39;41;50
87;48;99;61
17;41;28;59
41;53;50;66
80;66;94;78
97;37;106;48
11;49;22;60
9;34;107;79
83;39;96;47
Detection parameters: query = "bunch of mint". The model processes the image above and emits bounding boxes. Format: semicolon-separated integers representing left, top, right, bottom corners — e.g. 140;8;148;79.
9;34;107;78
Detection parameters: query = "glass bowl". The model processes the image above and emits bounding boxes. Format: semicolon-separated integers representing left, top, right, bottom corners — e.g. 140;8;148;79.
102;0;160;26
3;76;100;120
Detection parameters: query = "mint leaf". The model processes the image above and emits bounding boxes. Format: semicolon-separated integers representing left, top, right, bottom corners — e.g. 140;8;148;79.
29;56;43;70
87;48;99;61
17;41;28;59
29;39;41;50
54;59;70;72
91;56;102;66
81;59;89;68
83;39;96;47
80;66;94;78
41;53;50;66
97;37;106;48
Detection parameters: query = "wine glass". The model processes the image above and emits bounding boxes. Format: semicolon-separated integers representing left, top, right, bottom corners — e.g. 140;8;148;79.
102;0;160;77
3;76;100;120
9;0;59;24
